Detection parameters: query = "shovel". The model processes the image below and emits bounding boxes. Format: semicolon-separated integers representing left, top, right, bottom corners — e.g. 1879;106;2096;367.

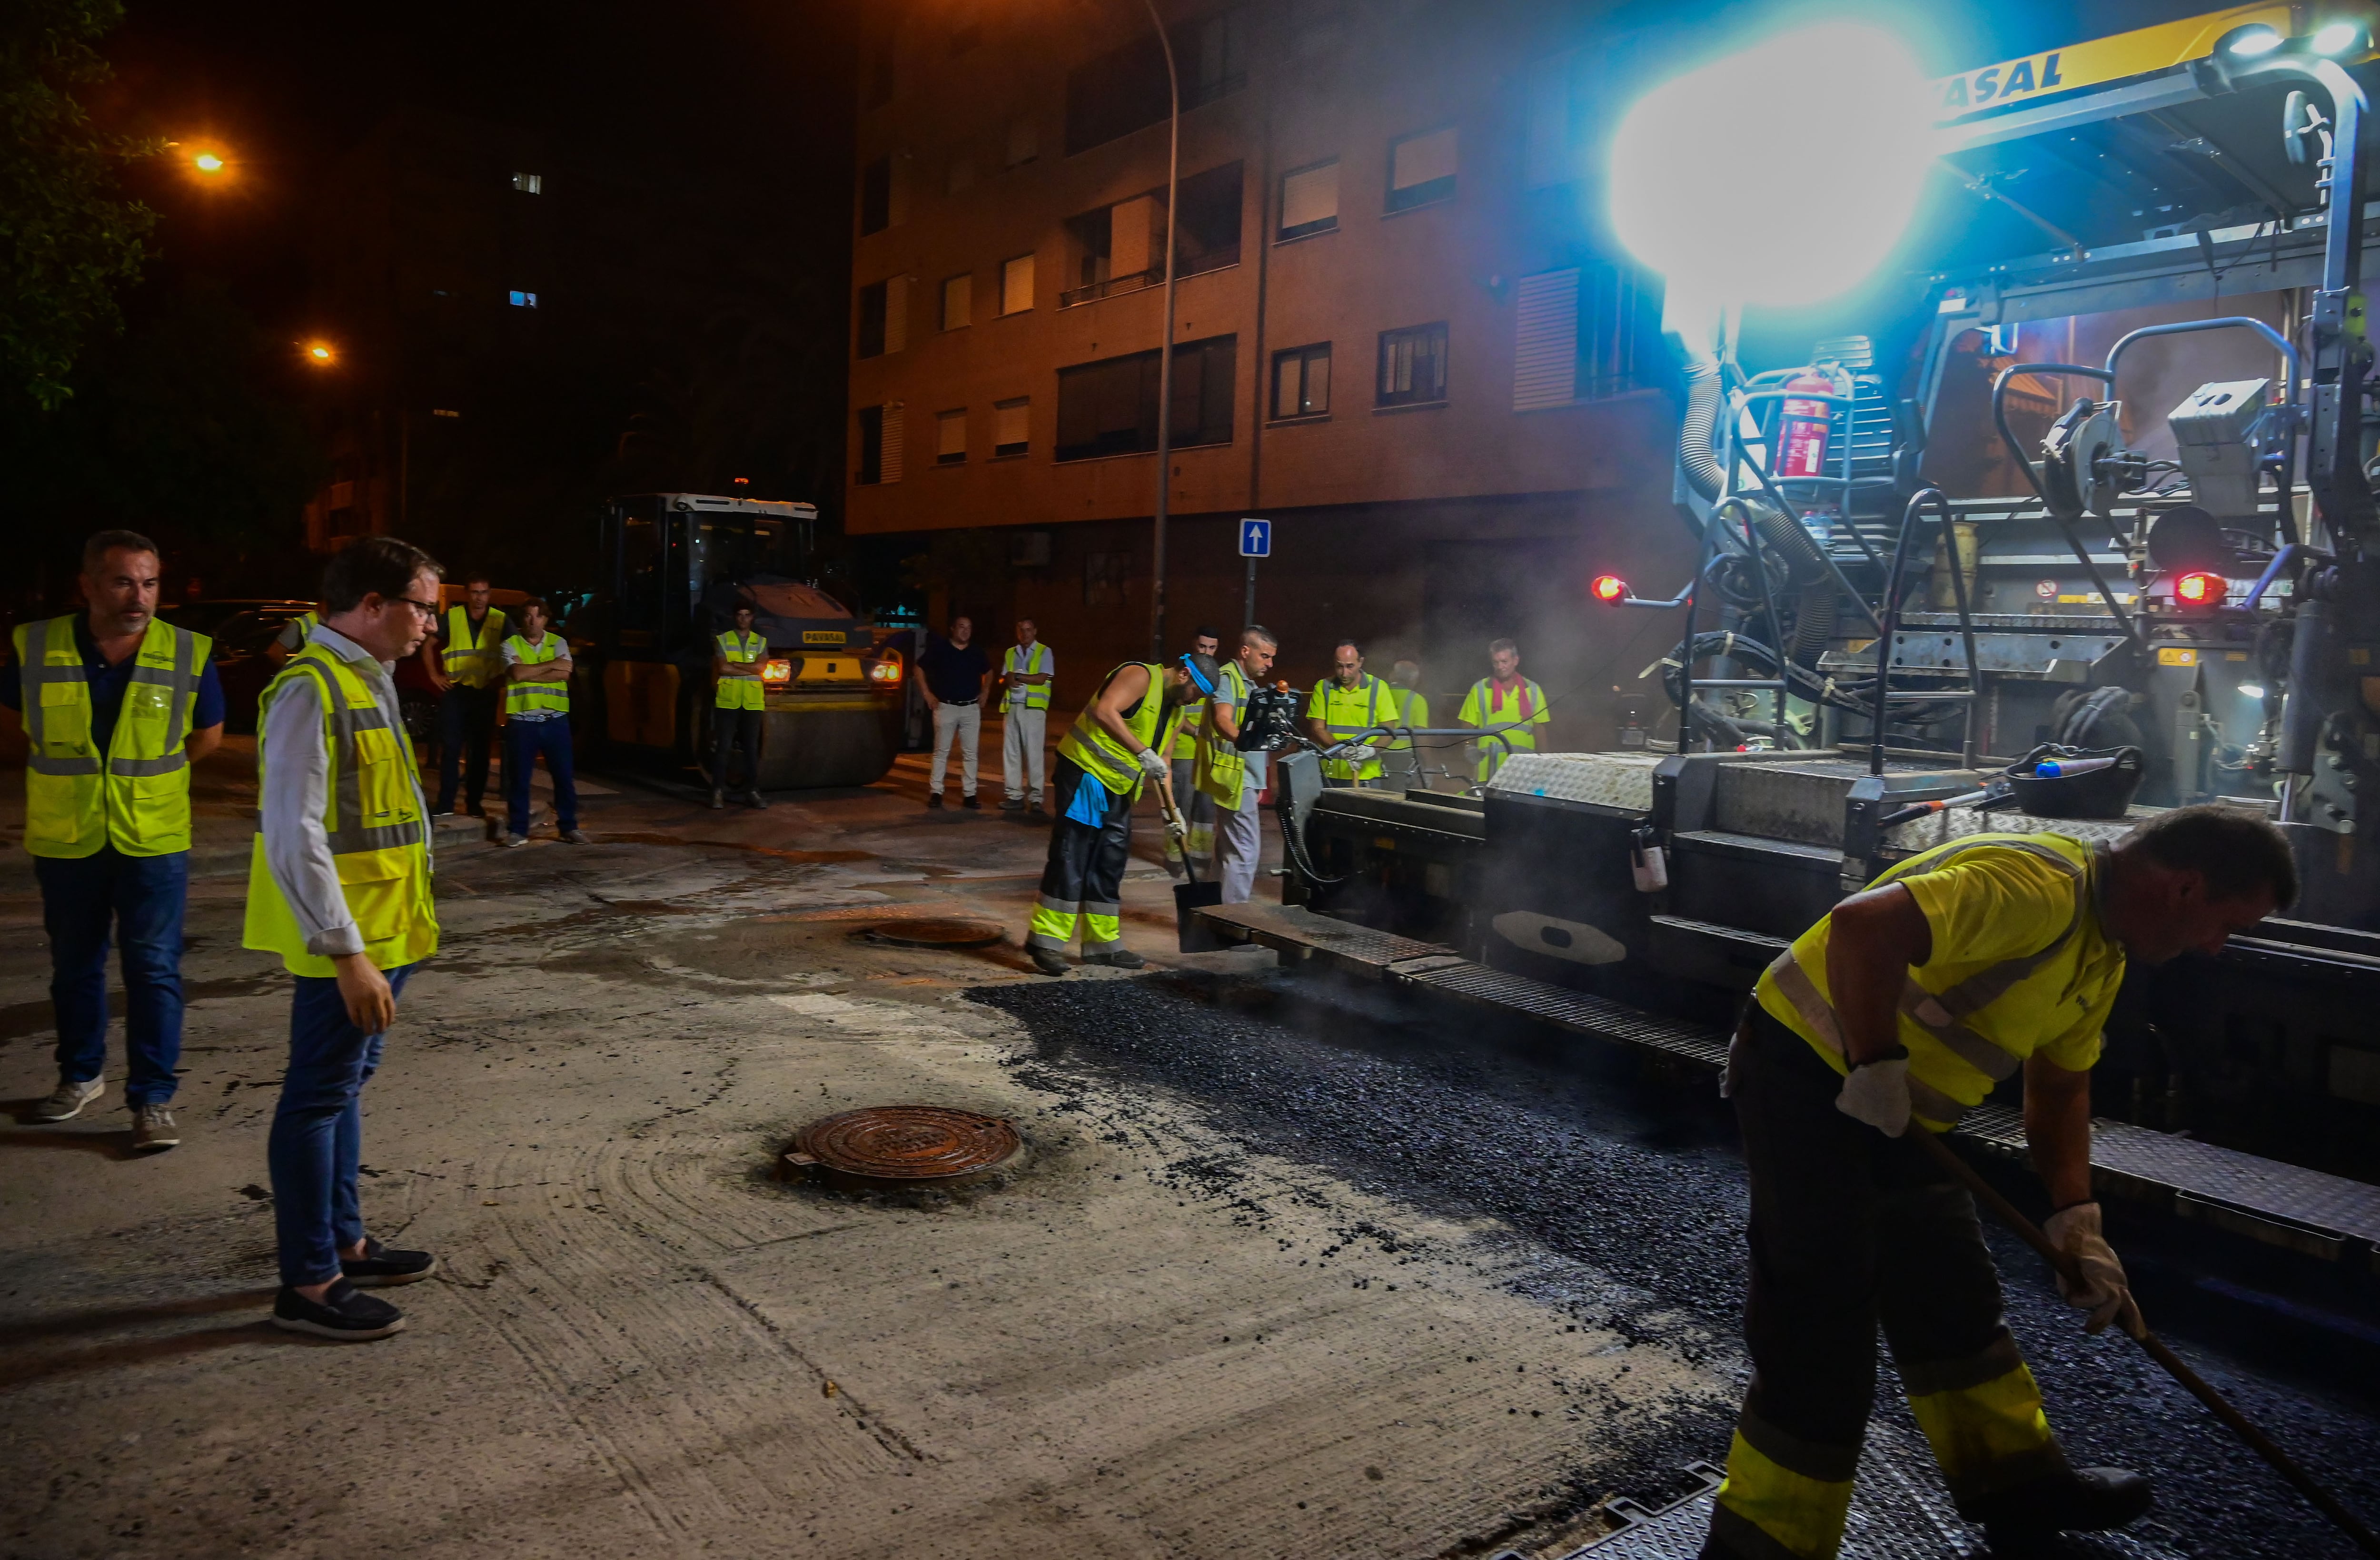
1158;774;1223;952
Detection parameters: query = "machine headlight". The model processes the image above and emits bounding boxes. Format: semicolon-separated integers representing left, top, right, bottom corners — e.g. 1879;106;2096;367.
867;655;903;683
2220;22;2284;57
2312;20;2367;56
760;659;794;683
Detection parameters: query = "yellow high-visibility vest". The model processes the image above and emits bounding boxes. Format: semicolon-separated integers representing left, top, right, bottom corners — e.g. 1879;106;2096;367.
1307;674;1395;782
1002;642;1052;712
1057;663;1175;797
1458;676;1549;780
242;644;439;978
715;630;766;711
440;605;507;688
14;615;213;859
503;633;569;717
1194;659;1250;807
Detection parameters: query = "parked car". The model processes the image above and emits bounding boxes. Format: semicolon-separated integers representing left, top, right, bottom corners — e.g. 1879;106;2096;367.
198;604;319;734
159;598;317;641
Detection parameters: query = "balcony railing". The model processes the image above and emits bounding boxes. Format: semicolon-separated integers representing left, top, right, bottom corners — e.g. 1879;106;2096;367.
1057;246;1241;309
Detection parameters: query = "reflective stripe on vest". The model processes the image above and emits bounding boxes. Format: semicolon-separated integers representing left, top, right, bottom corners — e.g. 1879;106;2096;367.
715;631;766;711
441;605;506;686
504;634;569;716
1762;835;2103;1124
14;615;211;858
242;646;439;977
1056;663;1168;795
1003;643;1051;712
1313;674;1388;780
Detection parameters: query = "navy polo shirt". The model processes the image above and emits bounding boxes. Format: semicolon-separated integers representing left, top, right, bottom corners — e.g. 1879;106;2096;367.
1;616;226;750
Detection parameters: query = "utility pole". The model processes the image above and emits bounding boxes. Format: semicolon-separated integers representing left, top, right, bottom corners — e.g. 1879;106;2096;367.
1142;0;1181;660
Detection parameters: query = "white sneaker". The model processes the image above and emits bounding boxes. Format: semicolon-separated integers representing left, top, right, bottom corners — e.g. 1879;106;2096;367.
502;834;529;849
561;829;591;844
36;1077;104;1122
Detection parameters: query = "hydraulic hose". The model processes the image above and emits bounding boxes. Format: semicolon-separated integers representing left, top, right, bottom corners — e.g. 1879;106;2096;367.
1679;359;1726;503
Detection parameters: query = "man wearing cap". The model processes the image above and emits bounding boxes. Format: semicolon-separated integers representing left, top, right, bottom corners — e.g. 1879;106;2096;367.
5;530;224;1153
1026;651;1216;976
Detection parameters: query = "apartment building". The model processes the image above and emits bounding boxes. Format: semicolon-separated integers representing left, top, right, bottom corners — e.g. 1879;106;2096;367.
846;0;1697;741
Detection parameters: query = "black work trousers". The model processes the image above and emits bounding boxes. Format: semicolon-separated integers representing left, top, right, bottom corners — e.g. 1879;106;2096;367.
1703;1005;2065;1559
1028;758;1132;954
712;706;765;792
436;683;500;813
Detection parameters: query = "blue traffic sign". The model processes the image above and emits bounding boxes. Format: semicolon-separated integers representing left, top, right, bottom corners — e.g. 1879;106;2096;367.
1239;518;1272;558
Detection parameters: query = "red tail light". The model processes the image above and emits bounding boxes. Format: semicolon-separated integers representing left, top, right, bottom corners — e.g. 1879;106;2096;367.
1591;574;1627;603
2174;570;2226;607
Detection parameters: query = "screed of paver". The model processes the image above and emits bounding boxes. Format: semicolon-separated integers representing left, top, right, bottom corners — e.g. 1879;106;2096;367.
0;807;1725;1560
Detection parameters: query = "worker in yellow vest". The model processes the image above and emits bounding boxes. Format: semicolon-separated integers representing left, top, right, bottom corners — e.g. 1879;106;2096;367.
1167;627;1224;873
1384;657;1432;790
245;536;445;1342
1204;626;1277;903
6;530;223;1153
999;617;1055;815
1704;809;2295;1557
1304;638;1397;787
419;573;506;818
269;608;321;667
1458;638;1550;783
498;597;585;847
1026;652;1217;976
710;603;769;810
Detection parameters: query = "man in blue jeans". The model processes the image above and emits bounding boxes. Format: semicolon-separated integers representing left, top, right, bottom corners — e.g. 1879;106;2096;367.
3;530;224;1153
499;596;588;848
246;536;446;1341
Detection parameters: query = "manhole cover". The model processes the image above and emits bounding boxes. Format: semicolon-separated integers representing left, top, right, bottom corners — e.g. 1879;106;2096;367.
854;917;1006;949
783;1106;1022;1191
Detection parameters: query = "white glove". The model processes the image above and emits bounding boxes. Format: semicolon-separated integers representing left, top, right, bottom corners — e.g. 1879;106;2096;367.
1134;748;1170;782
1835;1056;1912;1137
2043;1202;2132;1334
1343;743;1378;762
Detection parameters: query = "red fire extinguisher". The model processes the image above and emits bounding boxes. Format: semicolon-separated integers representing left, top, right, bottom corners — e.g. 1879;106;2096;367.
1777;369;1838;479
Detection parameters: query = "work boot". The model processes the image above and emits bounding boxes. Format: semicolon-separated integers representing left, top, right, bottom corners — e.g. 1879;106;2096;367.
744;790;768;810
130;1104;179;1153
961;793;981;810
1968;1467;2154;1542
1030;948;1070;977
926;793;943;809
1088;947;1147;969
35;1077;104;1122
709;788;726;810
1000;796;1025;811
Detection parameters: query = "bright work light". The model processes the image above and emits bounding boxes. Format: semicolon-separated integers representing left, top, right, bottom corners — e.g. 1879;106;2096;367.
1608;21;1936;340
2312;20;2366;55
2222;23;2284;56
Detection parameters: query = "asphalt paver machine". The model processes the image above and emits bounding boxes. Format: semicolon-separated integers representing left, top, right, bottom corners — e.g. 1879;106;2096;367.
1205;7;2380;1277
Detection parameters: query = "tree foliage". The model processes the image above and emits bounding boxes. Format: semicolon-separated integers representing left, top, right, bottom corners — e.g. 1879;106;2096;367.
0;0;156;409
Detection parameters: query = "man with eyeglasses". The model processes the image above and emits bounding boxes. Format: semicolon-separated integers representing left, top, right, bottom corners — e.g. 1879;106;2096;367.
246;535;445;1341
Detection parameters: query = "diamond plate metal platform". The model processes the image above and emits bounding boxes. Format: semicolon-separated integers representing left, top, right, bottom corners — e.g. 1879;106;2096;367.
1195;905;2380;1265
1487;751;1663;811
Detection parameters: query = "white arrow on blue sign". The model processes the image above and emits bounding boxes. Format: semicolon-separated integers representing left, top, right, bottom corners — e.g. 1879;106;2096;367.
1239;518;1271;558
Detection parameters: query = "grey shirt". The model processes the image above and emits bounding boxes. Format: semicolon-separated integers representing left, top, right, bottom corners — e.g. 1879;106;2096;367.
259;622;431;959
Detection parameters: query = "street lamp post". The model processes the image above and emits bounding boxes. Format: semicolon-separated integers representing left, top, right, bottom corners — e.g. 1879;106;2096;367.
1140;0;1181;660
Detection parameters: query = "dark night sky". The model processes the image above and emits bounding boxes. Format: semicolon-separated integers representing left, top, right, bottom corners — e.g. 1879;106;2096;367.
94;0;855;336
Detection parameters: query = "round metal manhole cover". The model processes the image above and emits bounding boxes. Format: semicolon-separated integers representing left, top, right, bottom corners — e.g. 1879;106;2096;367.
853;917;1006;950
783;1106;1022;1191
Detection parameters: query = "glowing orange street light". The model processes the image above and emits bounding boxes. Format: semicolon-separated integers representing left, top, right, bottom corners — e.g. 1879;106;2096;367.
302;341;337;365
192;151;226;174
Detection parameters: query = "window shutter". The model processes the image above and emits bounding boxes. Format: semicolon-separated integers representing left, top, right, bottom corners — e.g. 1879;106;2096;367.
881;405;905;483
995;398;1030;452
1513;269;1580;410
1002;253;1036;314
1279;161;1338;234
936;409;966;460
1391;127;1457;192
942;273;971;331
885;275;911;352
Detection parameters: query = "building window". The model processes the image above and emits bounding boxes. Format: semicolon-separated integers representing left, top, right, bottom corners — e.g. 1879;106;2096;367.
1377;322;1447;406
994;397;1030;457
1005;115;1039;168
1271;343;1330;419
508;290;538;308
1511;263;1662;408
1278;159;1338;241
1174;160;1242;277
860;155;892;235
1062;7;1246;156
858;405;904;484
1000;253;1035;316
856;277;907;357
1387;125;1458;213
936;409;968;464
1055;335;1236;461
510;172;543;194
941;273;972;332
1060;163;1240;308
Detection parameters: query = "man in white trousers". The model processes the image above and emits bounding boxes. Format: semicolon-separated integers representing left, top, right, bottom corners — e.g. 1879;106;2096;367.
1208;626;1278;903
999;618;1054;816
